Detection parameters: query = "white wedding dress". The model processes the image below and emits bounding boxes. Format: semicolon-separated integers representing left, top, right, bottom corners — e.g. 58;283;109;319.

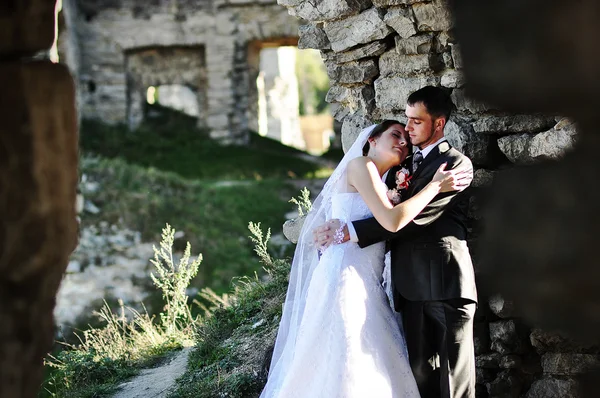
260;192;420;398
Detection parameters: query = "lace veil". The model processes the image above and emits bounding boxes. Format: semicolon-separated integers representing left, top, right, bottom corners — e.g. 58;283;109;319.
266;123;378;381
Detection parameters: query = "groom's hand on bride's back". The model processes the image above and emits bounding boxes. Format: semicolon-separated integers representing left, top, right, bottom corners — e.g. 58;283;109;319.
313;219;350;249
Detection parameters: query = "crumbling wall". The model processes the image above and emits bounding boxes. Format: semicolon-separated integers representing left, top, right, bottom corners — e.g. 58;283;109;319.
60;0;301;143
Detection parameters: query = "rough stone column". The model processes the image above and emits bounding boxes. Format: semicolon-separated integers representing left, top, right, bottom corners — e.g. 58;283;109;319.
206;36;238;143
0;1;79;397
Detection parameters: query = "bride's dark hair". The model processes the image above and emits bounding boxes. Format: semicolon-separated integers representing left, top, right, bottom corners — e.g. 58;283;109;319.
362;119;407;156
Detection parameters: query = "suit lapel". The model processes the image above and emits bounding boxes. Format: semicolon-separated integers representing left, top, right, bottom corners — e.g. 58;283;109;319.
411;141;451;181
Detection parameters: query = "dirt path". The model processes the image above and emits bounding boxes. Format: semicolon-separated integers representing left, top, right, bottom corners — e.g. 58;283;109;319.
112;347;192;398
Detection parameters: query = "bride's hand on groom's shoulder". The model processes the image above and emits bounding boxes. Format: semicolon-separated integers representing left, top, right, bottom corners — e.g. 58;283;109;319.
313;219;349;250
433;163;473;193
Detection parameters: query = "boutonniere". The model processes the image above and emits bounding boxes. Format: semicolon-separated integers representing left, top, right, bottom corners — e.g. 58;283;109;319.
386;167;412;206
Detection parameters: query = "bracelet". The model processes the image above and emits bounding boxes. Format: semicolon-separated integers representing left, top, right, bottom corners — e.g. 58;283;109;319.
332;221;347;245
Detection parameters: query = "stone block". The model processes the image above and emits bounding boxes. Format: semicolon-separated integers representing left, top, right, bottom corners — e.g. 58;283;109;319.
530;328;599;355
473;115;557;135
489;294;516;319
341;113;376;153
324;8;394;53
326;85;375;115
0;0;57;56
490;320;529;355
283;216;305;244
374;75;439;111
395;33;433;55
541;353;600;375
500;354;522;369
451;88;495;113
326;59;378;84
476;352;501;369
440;69;465;88
497;119;577;164
433;30;453;52
281;0;371;22
486;370;523;398
526;377;579;398
441;51;454;69
383;7;416;39
378;50;433;77
298;23;331;50
412;0;453;32
373;0;425;5
449;43;463;69
444;117;499;167
321;41;388;64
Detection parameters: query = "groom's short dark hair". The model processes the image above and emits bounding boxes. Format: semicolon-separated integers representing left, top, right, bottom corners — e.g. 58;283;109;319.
407;86;454;122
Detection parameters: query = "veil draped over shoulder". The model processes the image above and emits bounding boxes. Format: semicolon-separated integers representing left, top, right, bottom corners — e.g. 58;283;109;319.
265;124;378;382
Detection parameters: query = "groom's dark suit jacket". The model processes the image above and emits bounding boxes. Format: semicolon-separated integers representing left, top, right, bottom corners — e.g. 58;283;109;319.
353;141;477;307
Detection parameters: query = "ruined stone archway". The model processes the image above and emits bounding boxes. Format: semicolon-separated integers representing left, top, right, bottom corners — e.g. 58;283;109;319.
125;46;208;129
57;0;302;144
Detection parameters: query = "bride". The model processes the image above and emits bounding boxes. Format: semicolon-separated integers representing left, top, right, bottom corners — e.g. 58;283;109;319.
260;121;464;398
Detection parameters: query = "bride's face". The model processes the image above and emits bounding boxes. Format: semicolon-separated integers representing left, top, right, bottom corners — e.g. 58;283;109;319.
371;124;410;165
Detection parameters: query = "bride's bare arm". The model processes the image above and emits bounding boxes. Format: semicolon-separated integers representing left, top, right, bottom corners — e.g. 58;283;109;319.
346;157;458;232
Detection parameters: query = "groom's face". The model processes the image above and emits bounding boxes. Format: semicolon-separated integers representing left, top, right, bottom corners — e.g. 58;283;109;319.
405;102;444;150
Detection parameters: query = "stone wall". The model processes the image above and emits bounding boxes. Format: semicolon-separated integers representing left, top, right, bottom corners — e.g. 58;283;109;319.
278;0;595;397
58;0;302;143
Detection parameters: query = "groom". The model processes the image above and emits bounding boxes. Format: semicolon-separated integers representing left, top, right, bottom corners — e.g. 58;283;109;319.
317;86;477;398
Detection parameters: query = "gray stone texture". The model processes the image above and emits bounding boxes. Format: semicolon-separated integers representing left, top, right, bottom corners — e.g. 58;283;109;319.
324;8;394;53
490;320;530;355
526;378;579;398
541;353;600;375
383;7;417;39
444;117;500;167
326;59;379;84
498;118;577;164
379;50;433;77
59;0;302;143
489;295;516;319
412;0;453;32
395;33;434;55
374;75;439;111
279;0;371;22
321;41;388;64
298;23;331;50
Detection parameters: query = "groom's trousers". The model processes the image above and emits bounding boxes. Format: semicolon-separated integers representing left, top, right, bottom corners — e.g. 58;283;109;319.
402;298;476;398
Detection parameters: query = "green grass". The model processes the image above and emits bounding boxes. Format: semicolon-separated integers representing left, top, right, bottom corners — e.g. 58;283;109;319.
170;258;290;398
43;107;327;397
42;343;178;398
80;155;295;295
78;108;332;295
80;105;330;181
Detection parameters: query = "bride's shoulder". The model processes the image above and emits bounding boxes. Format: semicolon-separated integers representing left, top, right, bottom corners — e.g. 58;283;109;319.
347;156;371;171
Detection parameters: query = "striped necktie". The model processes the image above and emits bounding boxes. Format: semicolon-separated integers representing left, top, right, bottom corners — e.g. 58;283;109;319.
413;150;423;171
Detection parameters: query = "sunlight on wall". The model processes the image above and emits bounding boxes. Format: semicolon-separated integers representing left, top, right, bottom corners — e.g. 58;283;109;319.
147;86;157;104
257;71;268;136
257;46;305;150
50;0;63;63
156;85;200;117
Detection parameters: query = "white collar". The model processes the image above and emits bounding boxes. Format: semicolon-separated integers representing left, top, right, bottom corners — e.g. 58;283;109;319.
414;136;447;159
